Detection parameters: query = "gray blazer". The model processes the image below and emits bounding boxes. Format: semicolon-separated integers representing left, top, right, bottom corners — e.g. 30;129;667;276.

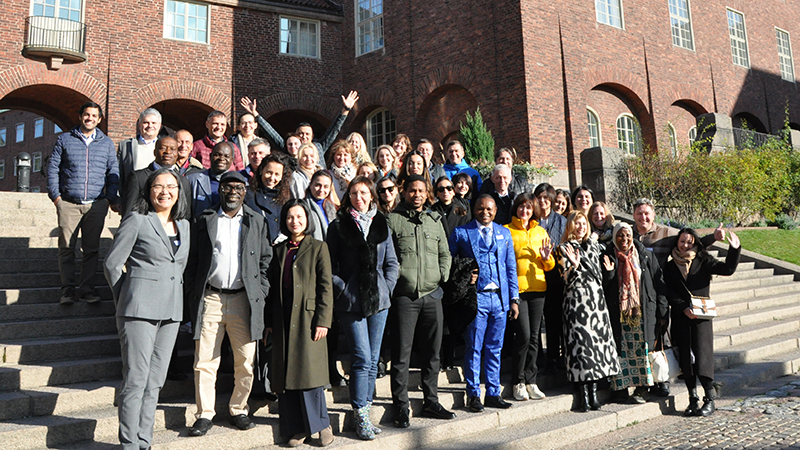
186;169;214;217
104;212;190;322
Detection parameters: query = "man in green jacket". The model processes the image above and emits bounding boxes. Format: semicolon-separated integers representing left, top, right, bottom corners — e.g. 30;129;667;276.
386;175;455;428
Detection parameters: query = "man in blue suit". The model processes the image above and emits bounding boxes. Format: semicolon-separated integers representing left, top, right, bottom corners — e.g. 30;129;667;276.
449;194;519;412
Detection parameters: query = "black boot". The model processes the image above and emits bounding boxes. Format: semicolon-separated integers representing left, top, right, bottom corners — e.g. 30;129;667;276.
684;388;700;416
574;382;589;412
588;382;601;410
698;396;715;416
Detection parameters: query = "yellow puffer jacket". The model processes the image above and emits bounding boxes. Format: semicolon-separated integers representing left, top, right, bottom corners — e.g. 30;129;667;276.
505;217;556;293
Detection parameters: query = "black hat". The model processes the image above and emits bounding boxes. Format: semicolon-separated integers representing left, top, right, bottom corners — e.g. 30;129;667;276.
219;171;247;185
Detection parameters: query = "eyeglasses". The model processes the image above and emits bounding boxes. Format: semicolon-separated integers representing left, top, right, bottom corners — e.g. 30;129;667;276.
220;185;246;194
151;184;179;192
436;185;454;193
377;186;396;194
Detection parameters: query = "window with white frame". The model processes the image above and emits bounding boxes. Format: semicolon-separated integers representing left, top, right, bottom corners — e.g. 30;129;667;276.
0;128;6;147
34;118;44;138
164;0;208;44
32;0;82;22
727;9;749;68
596;0;623;29
0;160;4;179
776;28;795;82
366;108;396;153
667;124;678;156
280;16;319;58
616;114;641;155
54;123;62;133
587;109;601;147
688;126;697;145
669;0;693;50
356;0;384;56
16;123;24;143
32;152;42;173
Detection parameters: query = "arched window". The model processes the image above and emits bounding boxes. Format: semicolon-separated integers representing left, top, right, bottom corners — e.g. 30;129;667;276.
587;108;601;147
688;126;697;145
616;114;641;155
366;108;396;155
668;123;678;156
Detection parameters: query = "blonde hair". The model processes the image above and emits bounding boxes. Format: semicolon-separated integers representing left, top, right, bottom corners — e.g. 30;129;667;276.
561;210;590;244
346;132;372;165
357;161;379;181
326;139;356;168
375;144;396;171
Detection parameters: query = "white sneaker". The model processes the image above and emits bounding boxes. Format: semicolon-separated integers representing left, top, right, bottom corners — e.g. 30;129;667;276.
513;383;529;401
526;384;546;400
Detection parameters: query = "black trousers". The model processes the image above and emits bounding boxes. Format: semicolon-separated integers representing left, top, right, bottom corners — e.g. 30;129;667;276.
512;292;546;384
278;387;329;438
390;291;443;409
543;270;565;363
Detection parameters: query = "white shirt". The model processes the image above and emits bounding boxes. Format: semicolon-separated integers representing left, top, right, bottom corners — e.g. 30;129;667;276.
79;129;97;147
133;138;157;172
207;207;245;290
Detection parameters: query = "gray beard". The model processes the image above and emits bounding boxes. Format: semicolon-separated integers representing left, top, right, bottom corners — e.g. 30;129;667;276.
223;202;241;212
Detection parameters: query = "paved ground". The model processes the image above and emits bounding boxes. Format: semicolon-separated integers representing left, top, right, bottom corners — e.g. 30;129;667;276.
573;373;800;450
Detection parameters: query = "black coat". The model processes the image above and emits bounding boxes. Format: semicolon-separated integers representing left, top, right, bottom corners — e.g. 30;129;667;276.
121;164;190;216
442;256;478;338
431;198;472;238
245;188;282;243
602;239;668;351
326;209;399;317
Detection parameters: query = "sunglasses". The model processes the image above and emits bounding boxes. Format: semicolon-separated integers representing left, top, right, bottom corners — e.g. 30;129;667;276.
377;186;396;194
436;185;454;193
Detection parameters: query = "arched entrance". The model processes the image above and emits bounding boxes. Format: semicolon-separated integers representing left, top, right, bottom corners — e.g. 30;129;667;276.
415;84;478;147
264;110;331;144
148;99;215;142
0;84;94;132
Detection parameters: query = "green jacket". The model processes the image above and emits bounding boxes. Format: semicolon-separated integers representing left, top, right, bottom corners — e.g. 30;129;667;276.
387;203;452;299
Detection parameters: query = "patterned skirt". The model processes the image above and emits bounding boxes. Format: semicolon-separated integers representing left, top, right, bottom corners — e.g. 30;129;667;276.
611;321;653;390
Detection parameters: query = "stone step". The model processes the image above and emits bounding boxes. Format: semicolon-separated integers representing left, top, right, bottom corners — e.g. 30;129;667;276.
715;331;800;371
0;209;56;226
0;299;114;321
0;333;121;365
0;286;112;305
0;272;107;289
0;236;115;249
713;283;800;305
0;356;122;392
710;274;795;293
714;303;800;332
0;226;117;239
712;267;773;282
713;317;800;349
715;291;800;316
0;258;59;273
0;192;59;210
0;316;116;341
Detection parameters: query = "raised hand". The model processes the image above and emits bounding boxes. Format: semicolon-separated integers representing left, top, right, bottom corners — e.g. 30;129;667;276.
714;222;725;241
540;237;552;260
240;97;258;116
342;90;359;111
727;230;740;249
602;255;615;271
563;245;580;268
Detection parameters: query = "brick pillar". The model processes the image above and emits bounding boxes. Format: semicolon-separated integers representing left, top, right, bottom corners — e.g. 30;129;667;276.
580;146;623;206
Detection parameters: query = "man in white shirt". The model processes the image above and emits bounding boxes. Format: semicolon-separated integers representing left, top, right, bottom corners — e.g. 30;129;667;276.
118;108;162;190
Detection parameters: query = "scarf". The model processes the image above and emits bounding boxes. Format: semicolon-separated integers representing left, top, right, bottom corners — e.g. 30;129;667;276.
331;163;355;195
349;204;377;240
671;246;697;280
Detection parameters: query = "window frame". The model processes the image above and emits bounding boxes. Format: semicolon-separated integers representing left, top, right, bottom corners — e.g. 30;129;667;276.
32;152;43;173
30;0;84;23
54;123;62;134
0;159;4;179
15;123;24;143
776;27;795;83
34;117;44;138
688;126;697;145
279;15;321;59
616;113;642;156
595;0;624;29
163;0;209;45
727;8;750;68
355;0;384;57
365;107;396;155
587;107;602;148
668;0;694;51
0;128;6;147
667;123;678;156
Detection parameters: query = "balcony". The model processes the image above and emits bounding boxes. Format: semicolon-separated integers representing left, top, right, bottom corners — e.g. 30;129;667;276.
23;16;87;69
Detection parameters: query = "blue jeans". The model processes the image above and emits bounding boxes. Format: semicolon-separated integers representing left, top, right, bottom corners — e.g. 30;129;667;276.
464;292;506;398
340;308;389;409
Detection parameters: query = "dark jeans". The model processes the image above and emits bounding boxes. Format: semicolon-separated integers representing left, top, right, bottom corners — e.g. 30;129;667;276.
512;292;546;384
543;270;564;363
390;290;443;409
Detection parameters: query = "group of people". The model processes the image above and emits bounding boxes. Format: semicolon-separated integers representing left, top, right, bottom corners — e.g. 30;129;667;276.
45;95;742;449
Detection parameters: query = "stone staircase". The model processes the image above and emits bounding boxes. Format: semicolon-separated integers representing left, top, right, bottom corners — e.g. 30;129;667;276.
0;192;799;450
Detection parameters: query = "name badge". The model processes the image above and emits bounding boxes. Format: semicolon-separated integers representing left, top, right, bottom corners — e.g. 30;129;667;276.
496;235;505;240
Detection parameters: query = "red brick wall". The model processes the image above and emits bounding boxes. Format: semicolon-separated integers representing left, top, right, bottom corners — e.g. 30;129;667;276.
0;110;60;192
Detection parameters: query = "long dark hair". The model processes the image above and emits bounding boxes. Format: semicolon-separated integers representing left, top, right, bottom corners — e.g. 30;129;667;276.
397;150;435;204
452;172;473;200
132;168;189;221
253;153;292;205
675;227;708;255
279;198;316;237
434;176;467;217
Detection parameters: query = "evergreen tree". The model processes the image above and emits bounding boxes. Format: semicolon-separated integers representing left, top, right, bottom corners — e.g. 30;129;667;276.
460;108;495;163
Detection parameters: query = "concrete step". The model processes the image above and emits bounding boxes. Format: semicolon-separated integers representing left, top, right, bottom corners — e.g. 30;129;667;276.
0;272;107;289
715;331;800;371
712;267;773;282
716;291;800;316
0;299;114;321
713;317;800;349
714;302;800;331
0;236;115;249
710;274;795;293
0;247;58;260
0;316;116;341
0;226;116;239
713;282;800;305
0;192;59;209
0;209;56;227
0;286;112;305
0;356;122;392
1;334;121;364
0;258;59;273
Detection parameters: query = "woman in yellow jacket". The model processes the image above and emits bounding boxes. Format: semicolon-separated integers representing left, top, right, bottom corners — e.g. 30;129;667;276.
505;193;555;401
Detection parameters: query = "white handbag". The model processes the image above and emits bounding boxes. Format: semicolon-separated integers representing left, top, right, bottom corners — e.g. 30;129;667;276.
690;296;717;319
649;330;681;382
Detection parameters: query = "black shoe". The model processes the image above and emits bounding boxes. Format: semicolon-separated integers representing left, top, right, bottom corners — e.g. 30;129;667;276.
684;396;700;416
80;289;101;303
60;287;76;305
651;382;670;397
376;361;386;379
188;418;213;436
574;382;589;412
393;407;410;428
484;396;512;409
330;374;347;387
467;396;484;412
587;382;601;411
698;396;715;416
229;414;256;430
422;402;456;420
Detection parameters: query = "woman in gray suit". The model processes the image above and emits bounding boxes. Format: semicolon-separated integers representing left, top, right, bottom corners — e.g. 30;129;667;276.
104;168;191;450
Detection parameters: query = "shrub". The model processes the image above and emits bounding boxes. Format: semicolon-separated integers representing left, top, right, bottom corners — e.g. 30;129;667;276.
460;108;495;163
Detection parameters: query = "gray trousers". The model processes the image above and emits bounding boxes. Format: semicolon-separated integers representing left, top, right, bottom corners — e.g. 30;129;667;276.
56;198;108;292
117;317;179;450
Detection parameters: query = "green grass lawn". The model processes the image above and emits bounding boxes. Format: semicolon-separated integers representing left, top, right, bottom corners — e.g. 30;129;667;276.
735;229;800;266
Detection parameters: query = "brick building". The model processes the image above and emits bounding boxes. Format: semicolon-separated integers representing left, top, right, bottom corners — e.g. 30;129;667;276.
1;0;799;190
0;110;61;192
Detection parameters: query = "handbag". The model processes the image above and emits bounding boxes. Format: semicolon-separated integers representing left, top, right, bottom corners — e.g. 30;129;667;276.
649;330;681;382
690;296;717;319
